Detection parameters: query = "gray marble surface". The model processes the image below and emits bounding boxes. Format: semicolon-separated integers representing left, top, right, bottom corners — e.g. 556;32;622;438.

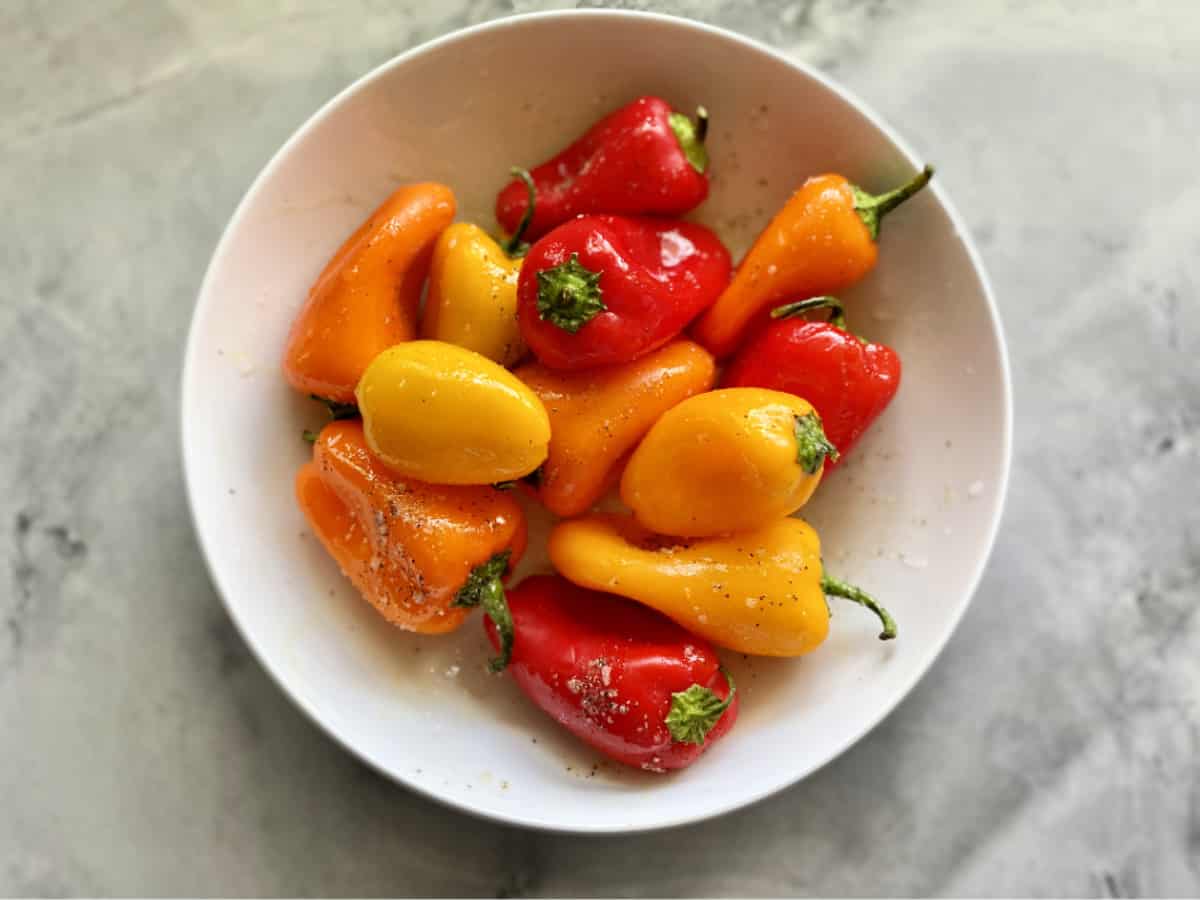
2;0;1199;896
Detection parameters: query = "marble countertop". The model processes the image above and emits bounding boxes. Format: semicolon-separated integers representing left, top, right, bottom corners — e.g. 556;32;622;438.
3;0;1198;895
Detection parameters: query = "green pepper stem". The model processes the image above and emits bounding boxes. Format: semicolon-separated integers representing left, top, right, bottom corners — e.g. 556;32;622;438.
821;573;897;640
305;395;357;445
851;164;934;240
535;253;606;333
309;394;358;421
665;666;736;745
503;166;537;258
452;551;515;671
771;296;847;330
668;107;710;174
794;412;839;474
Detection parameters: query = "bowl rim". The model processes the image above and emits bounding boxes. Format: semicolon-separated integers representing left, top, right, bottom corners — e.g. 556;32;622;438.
180;7;1013;835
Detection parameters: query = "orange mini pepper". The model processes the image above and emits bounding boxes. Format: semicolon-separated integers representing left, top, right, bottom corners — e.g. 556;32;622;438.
513;340;715;518
283;183;456;403
692;166;932;358
296;419;526;668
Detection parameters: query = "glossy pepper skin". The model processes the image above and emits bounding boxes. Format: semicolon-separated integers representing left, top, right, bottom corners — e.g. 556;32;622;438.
621;387;836;538
420;223;526;366
421;170;536;367
514;340;716;517
283;183;456;402
496;96;710;243
484;575;738;772
549;514;895;656
296;420;526;666
518;215;731;370
723;297;901;469
693;167;932;357
356;340;550;485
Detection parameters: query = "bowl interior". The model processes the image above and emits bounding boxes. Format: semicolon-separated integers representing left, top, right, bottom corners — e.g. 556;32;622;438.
183;11;1009;832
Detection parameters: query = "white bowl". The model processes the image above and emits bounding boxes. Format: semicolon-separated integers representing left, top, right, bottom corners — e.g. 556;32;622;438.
182;9;1011;833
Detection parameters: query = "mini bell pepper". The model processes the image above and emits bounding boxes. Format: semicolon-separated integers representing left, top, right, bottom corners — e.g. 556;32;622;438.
723;297;901;469
296;420;526;668
620;387;836;538
549;513;895;657
514;339;716;517
420;223;526;367
518;215;731;370
496;96;710;243
693;166;933;357
356;340;550;485
484;575;738;772
421;170;537;367
283;182;456;403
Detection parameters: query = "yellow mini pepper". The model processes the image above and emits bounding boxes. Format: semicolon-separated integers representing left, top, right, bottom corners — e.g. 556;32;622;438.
356;340;550;485
620;387;836;537
420;170;537;367
421;223;526;366
549;513;895;656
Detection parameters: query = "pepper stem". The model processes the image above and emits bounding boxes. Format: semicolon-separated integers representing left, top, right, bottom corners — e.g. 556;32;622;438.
305;395;358;444
665;667;736;746
851;164;934;240
502;166;537;258
309;394;358;420
771;296;847;330
668;105;710;174
535;252;606;333
794;412;839;474
452;550;515;671
821;573;897;640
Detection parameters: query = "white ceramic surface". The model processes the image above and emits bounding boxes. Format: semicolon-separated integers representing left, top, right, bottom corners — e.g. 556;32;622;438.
181;9;1010;833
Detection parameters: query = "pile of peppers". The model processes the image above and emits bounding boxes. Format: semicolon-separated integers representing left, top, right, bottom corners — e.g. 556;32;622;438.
282;95;931;772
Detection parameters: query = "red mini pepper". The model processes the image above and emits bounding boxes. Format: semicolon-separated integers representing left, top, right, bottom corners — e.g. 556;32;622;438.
517;215;731;370
485;575;738;772
496;96;711;243
722;296;901;469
